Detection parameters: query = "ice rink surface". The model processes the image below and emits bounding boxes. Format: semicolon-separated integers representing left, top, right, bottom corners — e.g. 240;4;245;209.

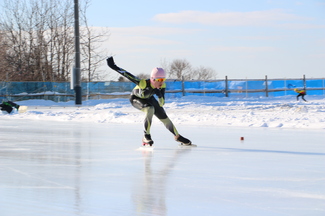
1;119;325;216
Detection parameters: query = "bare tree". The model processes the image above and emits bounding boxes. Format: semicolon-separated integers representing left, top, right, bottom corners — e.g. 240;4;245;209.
0;0;107;82
0;0;74;81
118;76;128;82
44;0;75;81
79;0;110;82
0;32;10;80
160;58;170;72
161;58;217;80
136;73;148;79
166;59;192;80
192;66;217;80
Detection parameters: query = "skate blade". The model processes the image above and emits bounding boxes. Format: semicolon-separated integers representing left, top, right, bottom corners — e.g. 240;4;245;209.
178;143;197;147
137;143;154;150
137;145;154;151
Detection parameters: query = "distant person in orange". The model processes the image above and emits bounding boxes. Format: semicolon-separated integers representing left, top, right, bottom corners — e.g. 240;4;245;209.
294;88;307;102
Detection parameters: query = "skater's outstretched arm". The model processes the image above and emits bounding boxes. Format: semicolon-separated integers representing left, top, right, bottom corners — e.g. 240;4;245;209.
106;56;141;85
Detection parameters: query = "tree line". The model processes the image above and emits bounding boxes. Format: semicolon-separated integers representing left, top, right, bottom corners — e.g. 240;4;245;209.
120;58;217;81
0;0;108;82
161;58;217;80
0;0;216;83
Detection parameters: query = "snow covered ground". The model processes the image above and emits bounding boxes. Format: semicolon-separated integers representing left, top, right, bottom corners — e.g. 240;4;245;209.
3;95;325;129
1;95;325;216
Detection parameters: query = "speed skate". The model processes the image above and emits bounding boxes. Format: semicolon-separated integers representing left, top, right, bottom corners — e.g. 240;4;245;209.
178;143;197;147
137;143;154;151
142;142;153;147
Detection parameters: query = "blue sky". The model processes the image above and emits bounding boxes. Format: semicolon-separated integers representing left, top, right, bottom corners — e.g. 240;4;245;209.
86;0;325;79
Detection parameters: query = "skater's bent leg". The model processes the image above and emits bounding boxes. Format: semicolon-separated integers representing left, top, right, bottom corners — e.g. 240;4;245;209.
160;117;179;136
150;99;179;136
141;106;155;134
158;114;192;145
161;117;192;144
302;95;307;102
130;96;155;134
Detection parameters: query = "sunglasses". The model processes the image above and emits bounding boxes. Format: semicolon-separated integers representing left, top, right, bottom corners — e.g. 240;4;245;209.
153;78;166;82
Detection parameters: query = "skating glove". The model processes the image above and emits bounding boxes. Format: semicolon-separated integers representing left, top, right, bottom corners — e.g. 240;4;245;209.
158;97;165;107
106;57;124;74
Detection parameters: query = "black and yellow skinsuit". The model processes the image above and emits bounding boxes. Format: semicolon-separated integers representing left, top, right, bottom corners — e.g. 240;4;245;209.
294;88;307;102
106;57;180;139
0;101;20;114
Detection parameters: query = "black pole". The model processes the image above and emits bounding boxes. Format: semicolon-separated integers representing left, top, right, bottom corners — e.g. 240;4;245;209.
265;75;268;97
181;76;185;96
74;0;82;105
225;76;228;97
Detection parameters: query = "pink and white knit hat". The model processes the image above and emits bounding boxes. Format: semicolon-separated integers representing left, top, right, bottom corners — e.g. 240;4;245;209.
150;67;166;79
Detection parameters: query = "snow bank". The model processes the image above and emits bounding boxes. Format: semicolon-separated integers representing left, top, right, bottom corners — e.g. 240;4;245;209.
2;95;325;129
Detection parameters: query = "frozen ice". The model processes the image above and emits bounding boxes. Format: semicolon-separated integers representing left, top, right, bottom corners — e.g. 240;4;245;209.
0;96;325;215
